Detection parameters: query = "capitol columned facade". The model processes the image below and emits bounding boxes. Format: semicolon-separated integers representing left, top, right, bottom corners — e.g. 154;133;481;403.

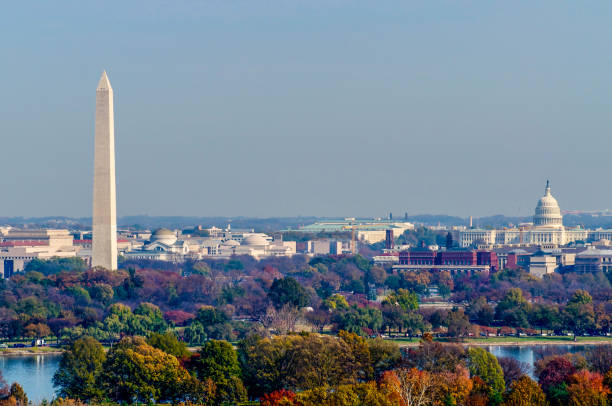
458;182;612;248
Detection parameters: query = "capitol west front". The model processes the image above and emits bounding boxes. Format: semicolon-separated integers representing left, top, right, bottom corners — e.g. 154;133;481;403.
458;182;612;249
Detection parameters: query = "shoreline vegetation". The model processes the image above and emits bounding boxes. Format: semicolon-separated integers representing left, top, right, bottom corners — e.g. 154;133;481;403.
2;336;611;356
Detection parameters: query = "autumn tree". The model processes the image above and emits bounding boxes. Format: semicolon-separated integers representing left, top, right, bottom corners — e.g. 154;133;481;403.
295;381;397;406
260;389;297;406
404;341;466;373
585;345;612;375
503;376;547;406
323;294;349;311
537;356;576;405
498;357;529;390
100;336;194;403
436;365;473;406
566;369;610;406
9;383;28;406
24;322;51;340
367;338;401;378
381;368;437;406
338;330;374;381
238;333;357;397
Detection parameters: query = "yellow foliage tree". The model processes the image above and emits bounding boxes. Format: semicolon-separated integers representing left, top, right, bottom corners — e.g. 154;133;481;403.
503;375;547;406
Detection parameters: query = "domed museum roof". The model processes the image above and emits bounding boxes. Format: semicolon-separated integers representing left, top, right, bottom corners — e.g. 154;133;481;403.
241;234;269;246
533;181;563;229
222;239;240;246
151;228;178;245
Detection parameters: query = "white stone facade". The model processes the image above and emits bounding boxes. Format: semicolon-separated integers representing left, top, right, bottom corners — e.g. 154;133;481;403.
92;71;118;270
458;182;594;248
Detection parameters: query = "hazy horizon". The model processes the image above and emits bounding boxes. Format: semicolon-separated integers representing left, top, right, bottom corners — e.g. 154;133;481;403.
2;1;611;218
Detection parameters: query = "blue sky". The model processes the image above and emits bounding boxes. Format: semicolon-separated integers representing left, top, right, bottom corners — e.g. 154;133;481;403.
1;1;611;217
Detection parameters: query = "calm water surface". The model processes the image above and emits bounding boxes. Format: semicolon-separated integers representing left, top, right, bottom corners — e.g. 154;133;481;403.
0;354;60;404
0;345;598;404
486;345;588;378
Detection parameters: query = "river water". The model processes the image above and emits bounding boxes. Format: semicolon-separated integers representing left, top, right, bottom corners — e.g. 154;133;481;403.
487;344;588;378
0;345;598;404
0;354;60;404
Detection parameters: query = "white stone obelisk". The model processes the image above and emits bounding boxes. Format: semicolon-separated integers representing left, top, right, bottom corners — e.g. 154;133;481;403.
92;71;117;270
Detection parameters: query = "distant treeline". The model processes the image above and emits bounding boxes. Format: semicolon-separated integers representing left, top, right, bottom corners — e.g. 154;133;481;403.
2;213;612;230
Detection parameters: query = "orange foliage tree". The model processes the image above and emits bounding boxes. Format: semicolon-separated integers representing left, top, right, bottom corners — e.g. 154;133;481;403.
566;370;610;406
381;368;437;406
260;389;297;406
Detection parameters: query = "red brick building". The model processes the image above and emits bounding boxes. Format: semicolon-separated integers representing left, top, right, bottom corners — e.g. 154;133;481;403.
396;249;498;273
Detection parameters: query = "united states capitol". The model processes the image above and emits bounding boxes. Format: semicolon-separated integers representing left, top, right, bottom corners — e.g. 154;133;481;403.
458;181;612;249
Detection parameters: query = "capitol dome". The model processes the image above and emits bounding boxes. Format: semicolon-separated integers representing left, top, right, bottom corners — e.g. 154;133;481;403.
151;228;178;245
533;181;563;228
241;234;269;246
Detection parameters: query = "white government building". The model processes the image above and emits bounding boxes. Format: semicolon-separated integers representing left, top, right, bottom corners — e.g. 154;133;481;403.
123;226;296;261
458;181;612;249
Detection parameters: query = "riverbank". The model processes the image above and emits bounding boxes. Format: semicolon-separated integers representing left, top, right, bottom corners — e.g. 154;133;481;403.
0;347;63;356
389;336;612;347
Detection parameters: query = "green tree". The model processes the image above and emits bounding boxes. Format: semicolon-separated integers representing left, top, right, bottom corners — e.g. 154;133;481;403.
381;303;404;335
495;288;530;328
568;289;593;306
53;336;106;401
88;283;114;305
529;304;560;334
334;305;383;336
192;340;246;405
184;321;207;346
467;347;505;400
24;257;87;275
268;277;310;309
133;302;167;333
147;332;189;358
382;289;418;311
402;312;429;338
563;290;596;337
196;306;230;327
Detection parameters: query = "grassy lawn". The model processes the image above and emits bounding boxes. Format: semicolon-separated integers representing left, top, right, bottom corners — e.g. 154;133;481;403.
387;335;612;346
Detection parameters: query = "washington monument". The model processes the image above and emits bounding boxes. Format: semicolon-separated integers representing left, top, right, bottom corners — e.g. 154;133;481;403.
92;71;117;270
